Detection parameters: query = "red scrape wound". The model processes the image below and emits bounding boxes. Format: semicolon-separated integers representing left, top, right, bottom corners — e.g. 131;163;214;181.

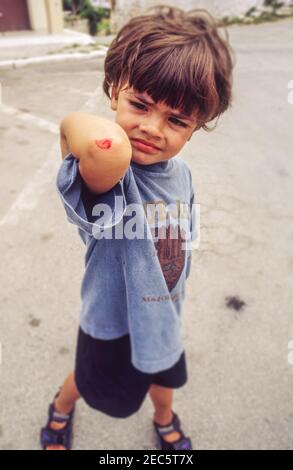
95;139;112;149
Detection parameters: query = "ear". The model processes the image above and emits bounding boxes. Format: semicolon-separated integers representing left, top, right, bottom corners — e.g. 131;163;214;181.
111;86;119;111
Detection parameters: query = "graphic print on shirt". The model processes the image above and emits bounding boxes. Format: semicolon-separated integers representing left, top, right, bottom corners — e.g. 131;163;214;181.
144;200;190;292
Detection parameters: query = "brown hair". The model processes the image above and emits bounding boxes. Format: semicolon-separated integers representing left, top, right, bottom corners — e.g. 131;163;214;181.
103;5;234;132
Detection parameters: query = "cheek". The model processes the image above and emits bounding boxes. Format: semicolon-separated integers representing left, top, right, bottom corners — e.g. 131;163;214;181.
115;108;127;126
114;118;134;141
169;135;188;152
118;110;137;130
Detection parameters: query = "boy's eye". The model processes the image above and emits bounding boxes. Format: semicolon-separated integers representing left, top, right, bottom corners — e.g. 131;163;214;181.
170;117;188;128
129;100;146;110
129;101;187;128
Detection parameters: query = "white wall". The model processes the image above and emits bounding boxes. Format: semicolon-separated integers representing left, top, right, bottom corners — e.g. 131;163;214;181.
90;0;111;8
111;0;293;33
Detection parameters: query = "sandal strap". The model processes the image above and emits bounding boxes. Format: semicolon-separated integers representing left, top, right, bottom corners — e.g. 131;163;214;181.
40;404;75;450
153;411;180;436
40;389;75;450
49;388;73;423
40;427;69;448
155;422;177;436
153;412;193;450
50;405;72;423
170;437;192;450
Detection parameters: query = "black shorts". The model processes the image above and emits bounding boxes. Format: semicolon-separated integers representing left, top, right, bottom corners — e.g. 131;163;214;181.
74;326;188;419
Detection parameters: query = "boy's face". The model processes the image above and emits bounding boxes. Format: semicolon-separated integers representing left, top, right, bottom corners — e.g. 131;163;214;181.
111;83;197;166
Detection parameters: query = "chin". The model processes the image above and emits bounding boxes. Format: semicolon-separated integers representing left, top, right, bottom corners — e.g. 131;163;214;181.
131;152;155;165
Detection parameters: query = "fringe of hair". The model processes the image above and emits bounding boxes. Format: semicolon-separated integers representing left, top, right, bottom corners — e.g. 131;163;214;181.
103;5;235;132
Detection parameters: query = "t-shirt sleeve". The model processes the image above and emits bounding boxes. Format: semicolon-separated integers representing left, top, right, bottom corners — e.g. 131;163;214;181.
56;153;128;238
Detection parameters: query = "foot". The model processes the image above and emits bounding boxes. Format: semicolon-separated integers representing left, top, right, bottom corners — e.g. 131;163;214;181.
45;398;73;451
153;411;181;444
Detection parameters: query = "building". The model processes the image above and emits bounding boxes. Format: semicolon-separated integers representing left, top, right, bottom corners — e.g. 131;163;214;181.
0;0;63;34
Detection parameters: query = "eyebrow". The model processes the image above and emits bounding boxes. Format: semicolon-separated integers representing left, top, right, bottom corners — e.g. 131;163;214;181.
127;91;194;122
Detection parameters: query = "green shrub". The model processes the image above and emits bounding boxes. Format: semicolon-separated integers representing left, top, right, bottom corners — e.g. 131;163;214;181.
62;0;110;35
79;1;110;35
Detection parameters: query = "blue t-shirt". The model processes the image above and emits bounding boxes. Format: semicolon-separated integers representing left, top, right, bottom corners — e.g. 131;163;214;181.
56;153;197;373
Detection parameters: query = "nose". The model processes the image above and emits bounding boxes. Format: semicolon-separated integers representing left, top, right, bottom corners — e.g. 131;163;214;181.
138;114;164;141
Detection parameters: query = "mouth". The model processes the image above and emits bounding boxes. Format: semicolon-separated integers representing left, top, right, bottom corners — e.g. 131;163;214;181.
131;138;160;153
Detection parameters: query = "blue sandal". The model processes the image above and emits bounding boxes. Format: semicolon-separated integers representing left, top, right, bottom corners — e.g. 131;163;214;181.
153;411;193;450
40;388;75;450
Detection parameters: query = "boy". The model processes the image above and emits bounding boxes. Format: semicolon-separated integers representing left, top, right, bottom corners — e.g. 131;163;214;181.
40;6;233;450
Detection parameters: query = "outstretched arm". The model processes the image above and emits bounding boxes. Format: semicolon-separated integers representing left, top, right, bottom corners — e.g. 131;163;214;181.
60;112;132;194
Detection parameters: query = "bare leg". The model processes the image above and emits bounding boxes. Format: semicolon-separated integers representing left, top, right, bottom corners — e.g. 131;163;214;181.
148;384;180;443
54;371;81;414
46;371;81;450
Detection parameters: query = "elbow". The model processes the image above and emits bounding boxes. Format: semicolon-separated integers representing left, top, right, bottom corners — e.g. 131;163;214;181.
79;138;131;194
